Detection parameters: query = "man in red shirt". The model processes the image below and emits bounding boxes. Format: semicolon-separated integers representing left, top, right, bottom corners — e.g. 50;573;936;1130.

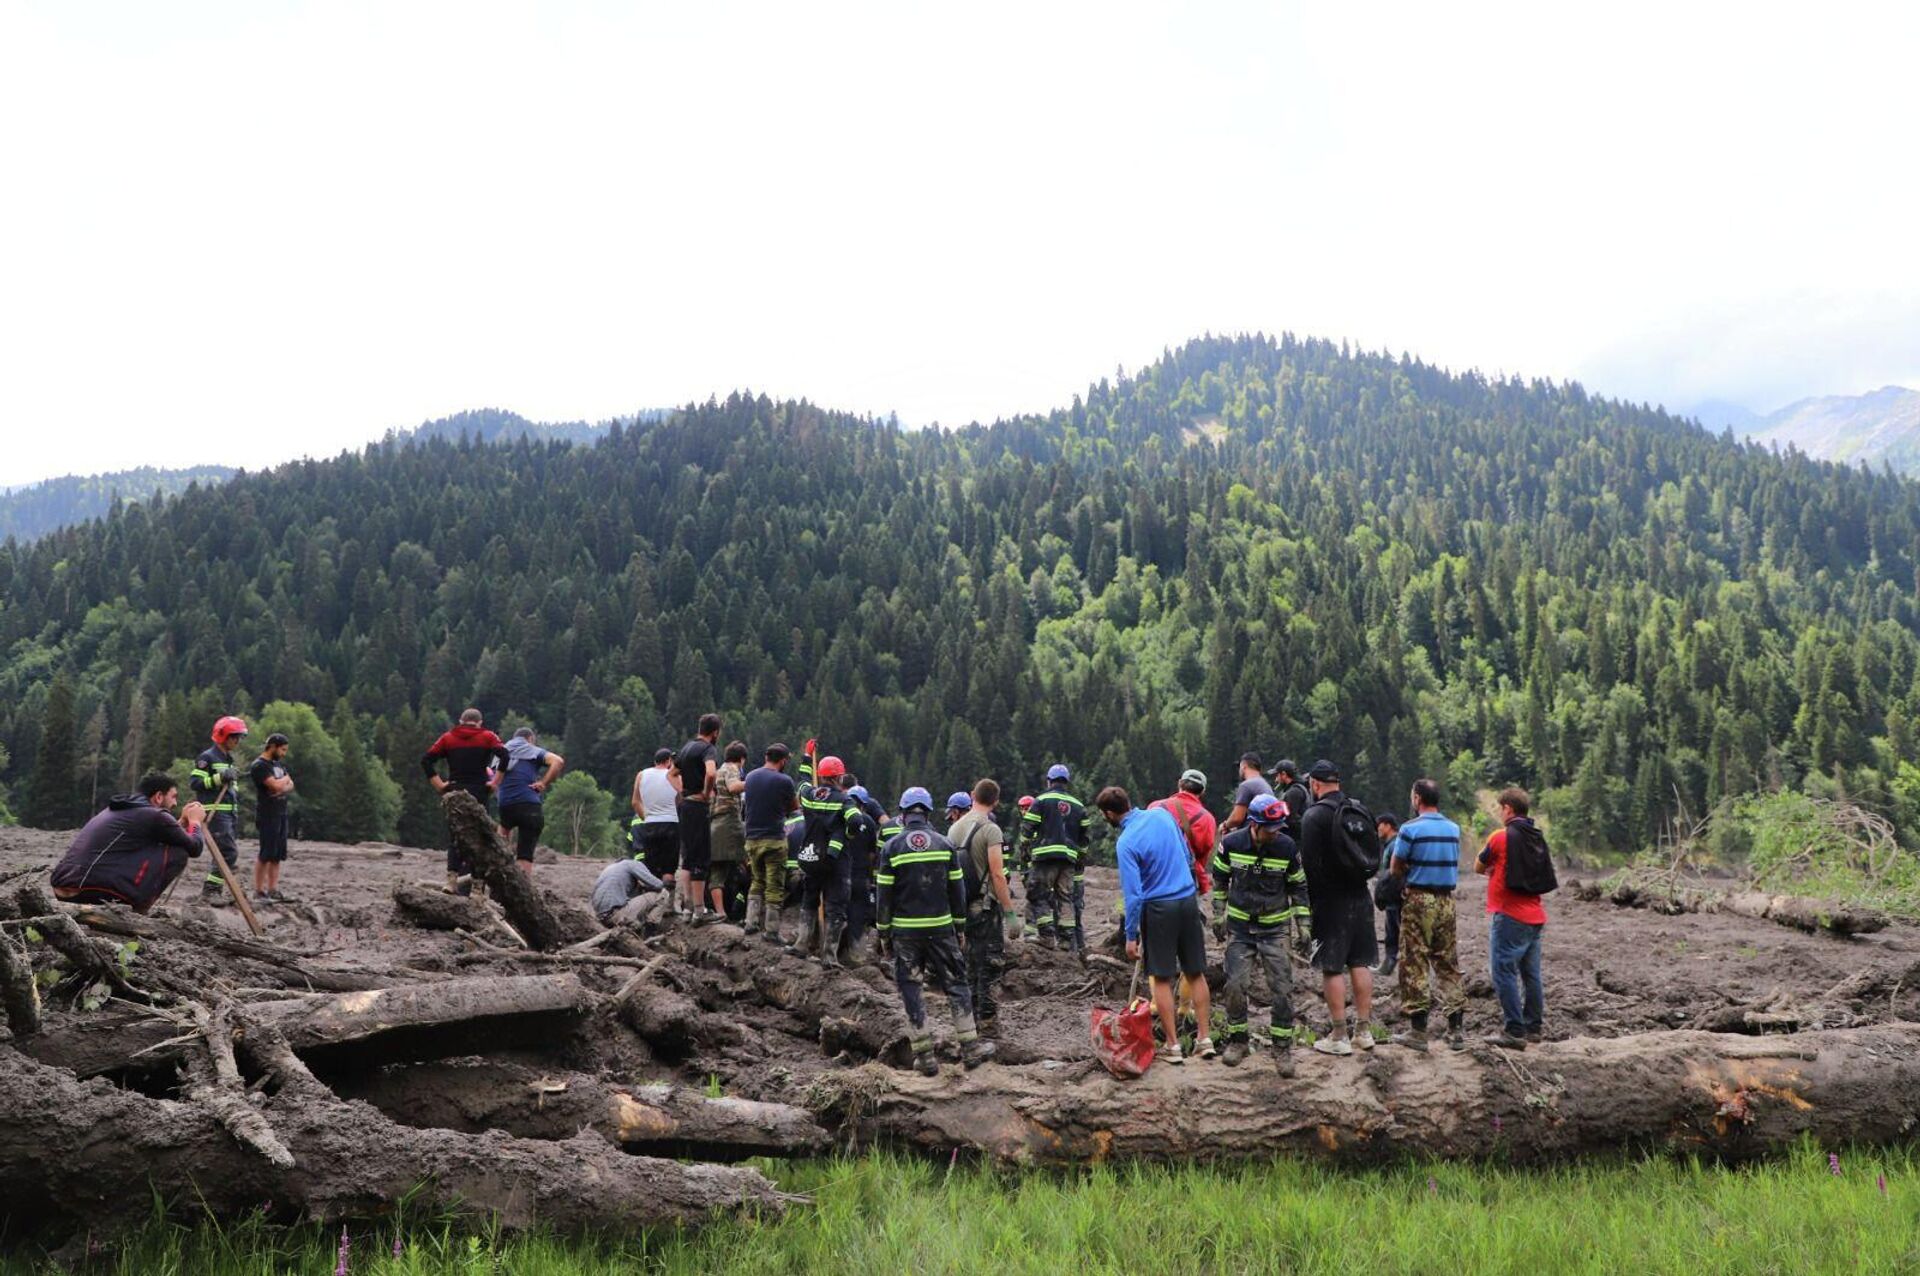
1475;786;1547;1049
1151;769;1217;900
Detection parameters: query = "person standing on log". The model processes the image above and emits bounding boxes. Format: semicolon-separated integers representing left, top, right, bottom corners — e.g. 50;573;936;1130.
1151;768;1217;920
190;715;248;904
1215;753;1272;935
248;732;295;905
1389;778;1468;1051
632;748;682;883
948;778;1020;1031
1213;793;1308;1073
844;782;888;963
1476;786;1548;1050
1013;794;1042;935
788;755;871;966
708;740;749;919
1373;813;1403;979
1098;785;1215;1064
1296;759;1380;1056
497;727;565;877
1022;764;1088;954
1272;760;1309;845
741;742;800;939
877;786;996;1074
51;771;206;912
673;714;723;920
423;708;511;896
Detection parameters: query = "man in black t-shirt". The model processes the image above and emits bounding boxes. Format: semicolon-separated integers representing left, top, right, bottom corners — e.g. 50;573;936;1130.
249;733;295;904
673;713;722;919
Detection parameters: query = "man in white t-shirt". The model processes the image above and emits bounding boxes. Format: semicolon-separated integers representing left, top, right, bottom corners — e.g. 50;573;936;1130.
630;748;682;880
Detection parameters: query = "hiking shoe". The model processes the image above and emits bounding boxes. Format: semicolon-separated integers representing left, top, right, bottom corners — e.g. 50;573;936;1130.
1377;953;1397;977
1157;1043;1185;1066
1272;1046;1297;1077
1312;1036;1353;1057
1221;1040;1248;1067
1391;1027;1429;1051
912;1051;940;1077
252;892;272;907
1487;1031;1528;1051
1353;1023;1376;1051
1195;1037;1217;1061
961;1039;997;1069
689;911;720;927
267;889;288;902
1526;1030;1544;1045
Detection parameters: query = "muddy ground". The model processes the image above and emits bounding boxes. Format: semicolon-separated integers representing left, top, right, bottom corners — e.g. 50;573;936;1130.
5;823;1915;1082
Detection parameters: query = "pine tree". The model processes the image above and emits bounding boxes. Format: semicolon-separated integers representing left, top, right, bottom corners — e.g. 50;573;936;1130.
26;673;82;828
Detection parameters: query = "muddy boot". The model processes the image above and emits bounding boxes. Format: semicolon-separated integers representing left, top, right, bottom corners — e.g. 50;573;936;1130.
445;872;461;895
961;1038;997;1069
201;878;227;904
1392;1012;1430;1051
742;897;764;935
785;911;819;961
1446;1011;1466;1052
1040;927;1057;951
912;1048;940;1077
1272;1043;1297;1078
1221;1039;1248;1067
819;922;845;969
1377;951;1397;978
840;930;868;968
1486;1029;1528;1050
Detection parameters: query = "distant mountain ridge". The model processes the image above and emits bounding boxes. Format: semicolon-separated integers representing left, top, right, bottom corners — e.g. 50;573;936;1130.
1743;387;1920;473
0;466;236;543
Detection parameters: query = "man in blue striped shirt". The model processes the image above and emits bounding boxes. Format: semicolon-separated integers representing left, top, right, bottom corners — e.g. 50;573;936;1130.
1388;777;1467;1051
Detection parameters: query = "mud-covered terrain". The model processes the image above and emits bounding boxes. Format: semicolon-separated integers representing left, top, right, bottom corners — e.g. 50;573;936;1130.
3;814;1919;1244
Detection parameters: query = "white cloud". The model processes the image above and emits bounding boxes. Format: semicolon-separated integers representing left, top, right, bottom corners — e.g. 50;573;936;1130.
3;0;1916;482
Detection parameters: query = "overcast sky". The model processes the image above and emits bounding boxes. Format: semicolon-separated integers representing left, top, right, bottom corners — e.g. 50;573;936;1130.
4;1;1917;484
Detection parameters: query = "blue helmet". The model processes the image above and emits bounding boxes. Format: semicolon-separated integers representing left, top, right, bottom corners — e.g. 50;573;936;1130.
848;785;870;804
1247;793;1286;827
945;791;973;812
899;786;934;812
1046;763;1070;782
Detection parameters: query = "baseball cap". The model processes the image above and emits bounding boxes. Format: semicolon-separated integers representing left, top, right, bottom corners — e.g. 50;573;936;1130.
1306;759;1340;782
1179;768;1207;793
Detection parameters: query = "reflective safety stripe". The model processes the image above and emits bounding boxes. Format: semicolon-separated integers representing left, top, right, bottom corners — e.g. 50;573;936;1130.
1269;1025;1296;1040
875;873;896;885
888;851;952;867
891;914;955;929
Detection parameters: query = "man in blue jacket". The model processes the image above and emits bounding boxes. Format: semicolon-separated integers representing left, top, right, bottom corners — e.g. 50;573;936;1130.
1097;785;1215;1064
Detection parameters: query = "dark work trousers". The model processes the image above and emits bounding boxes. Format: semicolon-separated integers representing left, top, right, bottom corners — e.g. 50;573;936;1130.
846;860;875;946
891;929;974;1042
798;848;852;930
963;904;1006;1024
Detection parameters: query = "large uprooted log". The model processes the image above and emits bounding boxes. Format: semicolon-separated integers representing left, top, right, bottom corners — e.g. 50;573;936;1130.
0;1047;786;1239
1592;877;1890;937
812;1023;1920;1165
334;1059;830;1161
441;789;603;950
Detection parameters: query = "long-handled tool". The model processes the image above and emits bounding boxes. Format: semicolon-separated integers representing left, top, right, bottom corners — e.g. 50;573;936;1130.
160;775;265;937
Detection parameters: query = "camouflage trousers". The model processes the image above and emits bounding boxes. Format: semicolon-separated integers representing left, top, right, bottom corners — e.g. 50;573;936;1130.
1397;888;1466;1016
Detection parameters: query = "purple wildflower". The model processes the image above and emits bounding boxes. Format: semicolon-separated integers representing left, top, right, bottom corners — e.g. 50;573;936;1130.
1828;1153;1842;1177
1492;1114;1503;1135
1878;1173;1888;1198
1428;1176;1438;1196
335;1225;351;1276
393;1235;405;1257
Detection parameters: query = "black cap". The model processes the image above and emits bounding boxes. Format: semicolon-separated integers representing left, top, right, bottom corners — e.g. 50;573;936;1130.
1273;758;1299;779
1306;759;1339;782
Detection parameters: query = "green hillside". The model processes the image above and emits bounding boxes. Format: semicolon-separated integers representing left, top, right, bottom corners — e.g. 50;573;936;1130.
0;466;235;543
4;334;1919;854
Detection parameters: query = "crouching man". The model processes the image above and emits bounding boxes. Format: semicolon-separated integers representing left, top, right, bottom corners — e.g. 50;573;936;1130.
52;771;207;912
877;787;996;1075
592;856;666;927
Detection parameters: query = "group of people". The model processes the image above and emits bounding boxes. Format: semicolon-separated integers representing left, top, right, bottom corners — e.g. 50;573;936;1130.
46;706;1554;1074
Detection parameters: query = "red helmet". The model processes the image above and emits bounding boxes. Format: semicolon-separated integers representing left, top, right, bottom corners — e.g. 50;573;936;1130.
212;715;250;744
815;755;846;780
1018;795;1034;810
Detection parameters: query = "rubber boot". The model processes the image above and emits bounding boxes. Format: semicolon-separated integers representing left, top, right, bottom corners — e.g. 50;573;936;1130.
1377;951;1397;978
1272;1043;1297;1077
1221;1038;1249;1067
961;1037;998;1069
1447;1010;1467;1052
785;911;819;961
819;921;845;969
1040;926;1058;951
742;897;764;935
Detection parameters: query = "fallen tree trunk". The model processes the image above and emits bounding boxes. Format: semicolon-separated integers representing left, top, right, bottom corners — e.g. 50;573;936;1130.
443;789;582;951
333;1060;829;1161
0;929;39;1036
0;1047;786;1238
1716;890;1889;937
391;881;498;932
661;922;913;1062
812;1024;1920;1166
64;904;391;991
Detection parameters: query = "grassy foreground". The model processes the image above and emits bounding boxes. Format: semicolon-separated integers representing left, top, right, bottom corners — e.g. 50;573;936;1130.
6;1144;1917;1275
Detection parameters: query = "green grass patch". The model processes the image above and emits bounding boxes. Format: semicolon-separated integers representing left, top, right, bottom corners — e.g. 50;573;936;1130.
7;1144;1918;1275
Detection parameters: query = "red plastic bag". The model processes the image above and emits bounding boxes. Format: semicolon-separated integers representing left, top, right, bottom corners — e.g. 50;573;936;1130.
1090;997;1156;1078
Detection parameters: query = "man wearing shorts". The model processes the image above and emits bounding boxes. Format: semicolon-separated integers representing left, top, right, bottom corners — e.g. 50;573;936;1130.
673;714;722;918
497;727;564;875
1296;759;1380;1056
1098;785;1215;1065
249;733;295;904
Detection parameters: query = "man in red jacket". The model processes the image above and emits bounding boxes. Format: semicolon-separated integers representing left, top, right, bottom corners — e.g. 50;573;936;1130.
422;707;510;895
1151;768;1217;901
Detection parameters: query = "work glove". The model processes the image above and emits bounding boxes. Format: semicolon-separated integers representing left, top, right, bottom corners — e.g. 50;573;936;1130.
1003;913;1024;943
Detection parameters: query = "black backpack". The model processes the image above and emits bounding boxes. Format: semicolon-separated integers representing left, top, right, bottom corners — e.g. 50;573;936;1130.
1501;818;1558;895
1330;794;1382;883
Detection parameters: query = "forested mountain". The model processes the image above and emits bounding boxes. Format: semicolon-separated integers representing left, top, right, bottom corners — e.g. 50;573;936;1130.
5;334;1920;859
394;408;655;449
0;466;235;542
